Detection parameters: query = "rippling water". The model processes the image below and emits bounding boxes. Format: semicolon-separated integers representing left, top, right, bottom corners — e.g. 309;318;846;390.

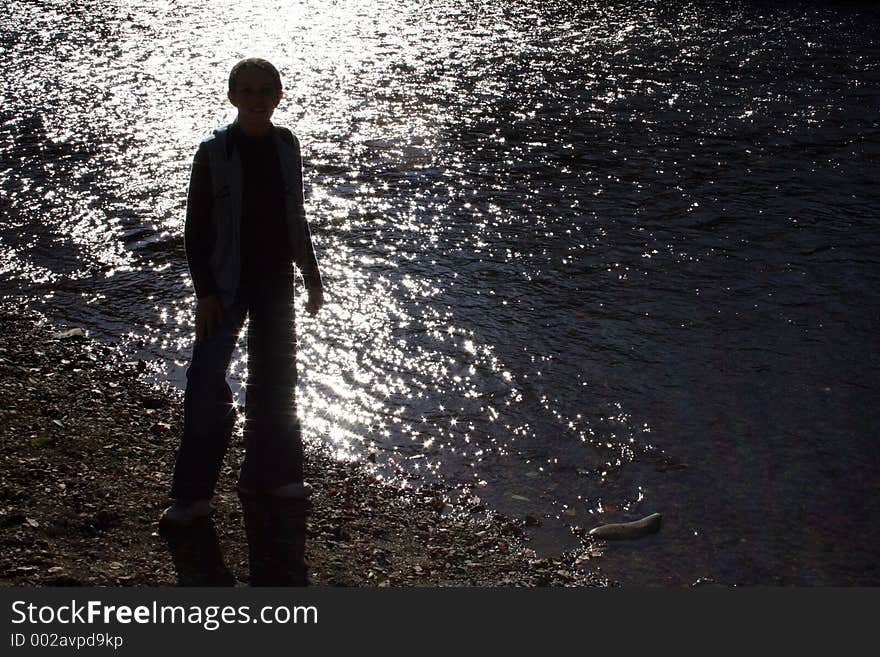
2;0;879;585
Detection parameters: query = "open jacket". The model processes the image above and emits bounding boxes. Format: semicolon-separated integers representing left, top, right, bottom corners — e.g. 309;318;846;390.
184;122;322;307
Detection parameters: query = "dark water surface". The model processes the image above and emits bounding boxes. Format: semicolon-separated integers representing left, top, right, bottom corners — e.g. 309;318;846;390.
2;0;879;585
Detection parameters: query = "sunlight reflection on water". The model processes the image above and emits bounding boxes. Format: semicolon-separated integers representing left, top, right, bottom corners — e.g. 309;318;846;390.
2;0;879;585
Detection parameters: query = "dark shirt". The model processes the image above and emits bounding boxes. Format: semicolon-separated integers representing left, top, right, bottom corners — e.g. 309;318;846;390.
184;123;321;299
236;126;293;286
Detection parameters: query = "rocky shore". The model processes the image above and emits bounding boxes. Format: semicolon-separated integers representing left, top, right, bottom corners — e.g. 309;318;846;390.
0;309;603;587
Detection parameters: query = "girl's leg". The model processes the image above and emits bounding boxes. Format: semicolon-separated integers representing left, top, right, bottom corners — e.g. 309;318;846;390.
170;297;247;500
239;276;303;492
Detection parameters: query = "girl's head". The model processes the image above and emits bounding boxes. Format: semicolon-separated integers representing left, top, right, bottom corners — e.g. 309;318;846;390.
227;58;283;135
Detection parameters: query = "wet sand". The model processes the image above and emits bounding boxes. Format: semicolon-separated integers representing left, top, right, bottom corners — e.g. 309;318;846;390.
0;308;601;587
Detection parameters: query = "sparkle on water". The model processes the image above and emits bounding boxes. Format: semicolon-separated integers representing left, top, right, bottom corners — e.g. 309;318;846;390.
2;0;879;585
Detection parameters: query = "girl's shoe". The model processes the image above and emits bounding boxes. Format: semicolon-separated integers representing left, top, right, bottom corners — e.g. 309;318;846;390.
159;499;213;528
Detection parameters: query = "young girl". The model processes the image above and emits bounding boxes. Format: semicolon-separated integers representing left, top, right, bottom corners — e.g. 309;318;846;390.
162;58;323;586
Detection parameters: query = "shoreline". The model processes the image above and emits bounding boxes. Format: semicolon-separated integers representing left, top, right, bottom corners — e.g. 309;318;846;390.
0;309;602;587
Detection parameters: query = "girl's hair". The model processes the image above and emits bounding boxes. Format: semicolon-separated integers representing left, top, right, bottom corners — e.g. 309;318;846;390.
228;58;282;92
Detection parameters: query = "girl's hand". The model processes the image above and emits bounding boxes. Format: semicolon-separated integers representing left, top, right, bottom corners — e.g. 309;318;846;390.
305;287;324;316
195;295;224;342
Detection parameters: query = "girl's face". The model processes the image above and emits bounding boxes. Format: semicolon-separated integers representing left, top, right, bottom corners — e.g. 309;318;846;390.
228;66;282;135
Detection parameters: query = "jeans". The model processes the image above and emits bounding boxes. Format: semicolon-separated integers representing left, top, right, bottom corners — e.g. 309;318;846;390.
170;276;303;500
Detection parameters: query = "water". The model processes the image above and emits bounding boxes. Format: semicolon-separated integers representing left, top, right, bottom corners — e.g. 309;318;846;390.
2;0;879;585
